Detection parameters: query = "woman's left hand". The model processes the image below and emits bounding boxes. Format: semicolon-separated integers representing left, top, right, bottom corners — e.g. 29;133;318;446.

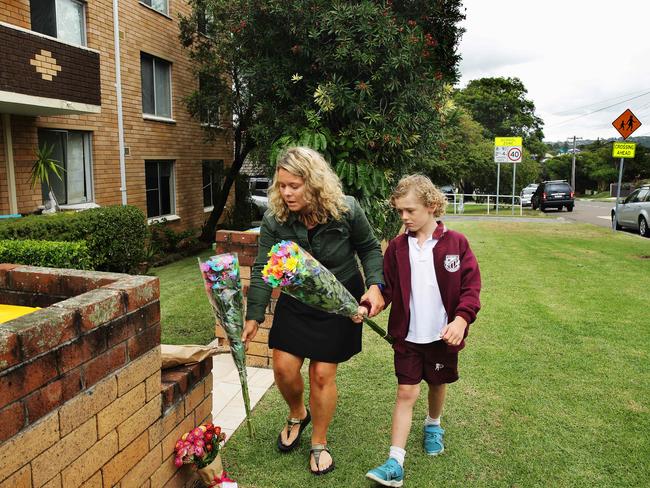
360;285;385;317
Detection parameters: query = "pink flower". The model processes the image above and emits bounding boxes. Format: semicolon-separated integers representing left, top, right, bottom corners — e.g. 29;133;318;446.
195;446;205;458
174;456;183;467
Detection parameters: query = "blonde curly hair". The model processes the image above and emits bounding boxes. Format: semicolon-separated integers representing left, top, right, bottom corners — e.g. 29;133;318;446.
390;174;447;218
268;146;349;224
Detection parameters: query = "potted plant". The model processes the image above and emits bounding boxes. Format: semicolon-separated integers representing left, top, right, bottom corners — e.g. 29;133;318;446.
29;143;65;189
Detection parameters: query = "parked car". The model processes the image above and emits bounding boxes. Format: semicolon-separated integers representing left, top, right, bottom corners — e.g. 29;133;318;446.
520;187;535;207
523;183;538;192
531;180;574;212
611;184;650;237
248;177;270;217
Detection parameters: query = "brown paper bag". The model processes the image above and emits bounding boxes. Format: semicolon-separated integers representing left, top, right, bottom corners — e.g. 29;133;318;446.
161;344;227;369
197;453;224;486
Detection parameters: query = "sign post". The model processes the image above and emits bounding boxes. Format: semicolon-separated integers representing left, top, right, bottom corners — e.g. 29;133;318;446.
494;137;523;215
611;110;642;231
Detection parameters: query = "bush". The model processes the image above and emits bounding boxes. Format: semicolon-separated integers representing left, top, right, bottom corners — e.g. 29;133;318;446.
148;221;196;254
0;239;94;269
0;206;146;273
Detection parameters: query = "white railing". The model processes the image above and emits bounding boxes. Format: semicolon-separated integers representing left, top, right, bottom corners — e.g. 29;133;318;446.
446;193;523;216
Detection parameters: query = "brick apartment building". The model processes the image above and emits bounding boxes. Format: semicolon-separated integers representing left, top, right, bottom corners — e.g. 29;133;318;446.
0;0;231;231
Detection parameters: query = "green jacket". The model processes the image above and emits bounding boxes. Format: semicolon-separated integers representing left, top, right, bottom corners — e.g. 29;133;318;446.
246;196;385;323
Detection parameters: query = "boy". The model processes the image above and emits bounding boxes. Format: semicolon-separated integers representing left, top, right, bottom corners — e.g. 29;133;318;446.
366;175;481;487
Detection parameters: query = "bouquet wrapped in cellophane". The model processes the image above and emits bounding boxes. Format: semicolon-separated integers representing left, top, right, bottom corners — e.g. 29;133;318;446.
262;241;392;343
199;253;253;438
174;423;236;486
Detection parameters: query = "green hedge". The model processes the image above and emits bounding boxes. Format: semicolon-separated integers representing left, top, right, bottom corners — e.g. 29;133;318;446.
0;206;146;272
0;239;94;270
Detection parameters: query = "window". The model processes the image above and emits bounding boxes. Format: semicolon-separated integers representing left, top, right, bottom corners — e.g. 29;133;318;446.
197;0;214;35
198;75;220;127
38;129;93;205
145;160;175;218
31;0;86;46
624;189;640;204
202;160;224;208
140;0;168;15
141;53;172;119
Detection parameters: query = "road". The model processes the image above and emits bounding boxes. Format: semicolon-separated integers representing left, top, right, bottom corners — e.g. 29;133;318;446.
560;200;615;229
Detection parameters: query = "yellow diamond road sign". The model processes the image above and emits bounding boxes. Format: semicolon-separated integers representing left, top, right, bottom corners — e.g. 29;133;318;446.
612;142;636;158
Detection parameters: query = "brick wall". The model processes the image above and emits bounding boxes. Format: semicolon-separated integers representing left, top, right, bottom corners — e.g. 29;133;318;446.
0;24;101;105
213;230;276;368
0;0;233;233
0;265;212;488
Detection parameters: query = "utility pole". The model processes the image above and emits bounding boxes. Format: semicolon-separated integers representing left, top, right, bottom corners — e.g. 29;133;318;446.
568;136;583;191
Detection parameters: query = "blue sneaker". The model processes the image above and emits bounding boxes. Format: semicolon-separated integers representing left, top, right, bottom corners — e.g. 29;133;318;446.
366;458;404;487
423;425;445;455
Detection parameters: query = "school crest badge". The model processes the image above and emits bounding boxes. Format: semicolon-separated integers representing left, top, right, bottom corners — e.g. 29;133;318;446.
444;254;460;272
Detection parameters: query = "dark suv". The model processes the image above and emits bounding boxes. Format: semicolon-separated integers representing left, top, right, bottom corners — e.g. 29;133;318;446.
532;180;574;212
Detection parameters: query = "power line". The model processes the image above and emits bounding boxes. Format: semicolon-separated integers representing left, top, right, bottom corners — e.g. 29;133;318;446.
546;90;650;128
552;87;650;116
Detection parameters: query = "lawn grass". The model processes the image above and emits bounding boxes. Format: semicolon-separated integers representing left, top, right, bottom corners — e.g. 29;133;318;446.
213;221;650;487
150;248;217;345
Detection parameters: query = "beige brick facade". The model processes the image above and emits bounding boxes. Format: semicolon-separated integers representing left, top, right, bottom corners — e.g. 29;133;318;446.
0;0;231;231
0;266;212;487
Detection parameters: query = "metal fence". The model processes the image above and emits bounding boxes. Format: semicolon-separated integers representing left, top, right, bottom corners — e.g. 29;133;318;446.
446;193;523;216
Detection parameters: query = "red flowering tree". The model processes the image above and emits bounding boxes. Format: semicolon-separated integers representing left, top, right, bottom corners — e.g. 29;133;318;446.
180;0;465;240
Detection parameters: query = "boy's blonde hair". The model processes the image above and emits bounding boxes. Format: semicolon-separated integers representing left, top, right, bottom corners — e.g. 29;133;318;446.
268;146;349;224
390;174;447;218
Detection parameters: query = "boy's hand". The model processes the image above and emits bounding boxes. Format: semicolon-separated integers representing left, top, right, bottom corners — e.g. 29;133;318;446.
441;317;468;346
360;285;385;317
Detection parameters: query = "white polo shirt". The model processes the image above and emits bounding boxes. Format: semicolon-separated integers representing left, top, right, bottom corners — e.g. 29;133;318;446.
406;234;448;344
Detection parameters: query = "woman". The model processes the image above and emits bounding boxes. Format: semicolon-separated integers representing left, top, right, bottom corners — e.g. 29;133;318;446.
242;146;385;475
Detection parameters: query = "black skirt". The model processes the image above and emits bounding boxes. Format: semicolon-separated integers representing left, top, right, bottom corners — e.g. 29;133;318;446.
269;273;365;363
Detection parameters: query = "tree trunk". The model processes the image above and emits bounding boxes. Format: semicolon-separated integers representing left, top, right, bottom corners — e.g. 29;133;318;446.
199;128;252;242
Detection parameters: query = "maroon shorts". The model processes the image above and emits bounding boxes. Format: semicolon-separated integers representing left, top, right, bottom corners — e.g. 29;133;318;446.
394;340;459;385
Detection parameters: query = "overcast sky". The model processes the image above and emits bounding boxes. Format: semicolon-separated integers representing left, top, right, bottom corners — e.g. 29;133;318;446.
457;0;650;142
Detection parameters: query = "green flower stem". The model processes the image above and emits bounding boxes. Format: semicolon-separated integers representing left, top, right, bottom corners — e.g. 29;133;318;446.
362;317;394;344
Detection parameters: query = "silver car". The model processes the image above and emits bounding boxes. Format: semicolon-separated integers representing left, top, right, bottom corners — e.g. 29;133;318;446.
520;187;535;207
611;185;650;237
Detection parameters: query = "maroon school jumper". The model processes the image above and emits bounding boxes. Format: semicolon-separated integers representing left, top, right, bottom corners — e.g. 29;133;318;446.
383;222;482;353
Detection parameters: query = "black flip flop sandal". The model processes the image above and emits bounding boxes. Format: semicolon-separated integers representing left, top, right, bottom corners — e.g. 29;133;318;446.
310;444;335;475
277;409;311;452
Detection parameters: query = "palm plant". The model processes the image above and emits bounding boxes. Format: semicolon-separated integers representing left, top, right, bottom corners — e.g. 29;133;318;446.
29;143;65;189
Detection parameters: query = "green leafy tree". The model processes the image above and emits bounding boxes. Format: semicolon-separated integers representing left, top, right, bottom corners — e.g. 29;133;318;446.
427;103;539;196
455;77;546;160
546;139;650;193
179;0;465;241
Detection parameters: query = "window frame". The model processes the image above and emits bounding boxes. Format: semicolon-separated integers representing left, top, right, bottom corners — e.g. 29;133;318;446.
202;159;224;211
30;0;87;46
145;159;177;220
37;128;94;206
141;53;174;121
139;0;170;17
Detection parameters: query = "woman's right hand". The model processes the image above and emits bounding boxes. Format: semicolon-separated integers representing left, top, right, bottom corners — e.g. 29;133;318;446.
242;320;259;349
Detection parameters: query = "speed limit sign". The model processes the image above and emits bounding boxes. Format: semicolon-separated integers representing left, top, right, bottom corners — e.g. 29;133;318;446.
507;147;522;162
494;137;523;163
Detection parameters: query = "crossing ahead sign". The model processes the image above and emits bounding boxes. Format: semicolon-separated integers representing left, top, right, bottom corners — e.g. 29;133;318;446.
494;137;523;163
612;142;636;158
